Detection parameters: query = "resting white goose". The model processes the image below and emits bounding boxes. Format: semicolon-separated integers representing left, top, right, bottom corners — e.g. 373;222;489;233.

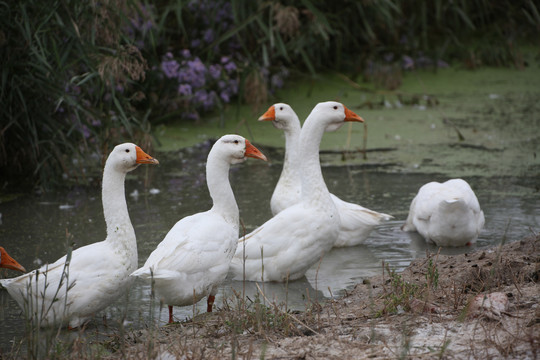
259;103;392;247
0;143;158;328
402;178;485;247
230;101;364;282
0;247;26;273
131;135;267;323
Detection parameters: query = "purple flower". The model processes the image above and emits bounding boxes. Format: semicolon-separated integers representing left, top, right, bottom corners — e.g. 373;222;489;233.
189;57;206;74
193;89;216;110
223;61;237;73
177;57;207;88
193;89;208;104
203;29;214;43
161;53;180;79
181;49;191;58
178;83;193;96
402;55;414;70
209;64;222;80
191;39;201;48
220;90;230;103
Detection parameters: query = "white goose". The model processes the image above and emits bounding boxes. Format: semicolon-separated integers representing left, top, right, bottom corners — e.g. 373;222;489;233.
130;135;267;323
0;247;26;273
402;178;485;247
0;143;158;328
230;101;364;282
259;103;392;247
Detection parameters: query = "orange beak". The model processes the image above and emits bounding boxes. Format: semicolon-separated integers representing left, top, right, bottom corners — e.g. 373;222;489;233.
135;146;159;165
0;247;26;273
258;105;276;122
344;106;364;123
244;140;268;161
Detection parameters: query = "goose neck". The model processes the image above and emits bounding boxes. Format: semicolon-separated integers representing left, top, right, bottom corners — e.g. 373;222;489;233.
282;124;302;179
101;165;136;249
299;118;329;203
206;152;239;224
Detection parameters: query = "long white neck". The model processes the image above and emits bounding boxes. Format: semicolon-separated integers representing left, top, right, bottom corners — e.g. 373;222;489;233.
101;164;136;252
299;114;331;206
206;150;239;225
278;118;302;187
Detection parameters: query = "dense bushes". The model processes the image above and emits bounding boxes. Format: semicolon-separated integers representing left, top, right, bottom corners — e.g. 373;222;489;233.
0;0;150;188
1;0;538;189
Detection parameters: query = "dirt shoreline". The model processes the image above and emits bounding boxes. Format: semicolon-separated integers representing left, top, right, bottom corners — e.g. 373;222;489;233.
106;235;539;359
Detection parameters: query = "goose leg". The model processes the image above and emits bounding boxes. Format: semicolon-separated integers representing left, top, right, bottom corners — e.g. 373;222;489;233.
168;305;174;323
207;295;215;312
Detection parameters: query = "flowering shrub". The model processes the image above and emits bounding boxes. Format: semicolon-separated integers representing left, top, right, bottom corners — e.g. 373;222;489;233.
157;50;239;120
2;0;535;188
125;0;290;122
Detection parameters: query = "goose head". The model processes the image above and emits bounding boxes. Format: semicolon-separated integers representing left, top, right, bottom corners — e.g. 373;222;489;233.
107;143;159;173
0;247;26;273
212;134;267;165
258;103;299;131
308;101;364;132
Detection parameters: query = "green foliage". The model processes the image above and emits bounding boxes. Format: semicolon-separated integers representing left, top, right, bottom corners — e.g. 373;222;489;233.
377;264;420;317
426;258;439;290
320;0;538;70
377;257;441;317
223;291;294;336
1;0;537;188
0;0;151;189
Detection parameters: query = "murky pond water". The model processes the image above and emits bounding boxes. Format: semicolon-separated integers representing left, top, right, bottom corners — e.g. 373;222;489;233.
1;144;538;351
2;64;540;352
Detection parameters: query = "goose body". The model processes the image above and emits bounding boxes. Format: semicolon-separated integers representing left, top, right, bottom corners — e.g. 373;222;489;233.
0;144;158;327
230;102;364;282
259;103;392;247
402;178;485;247
131;135;267;323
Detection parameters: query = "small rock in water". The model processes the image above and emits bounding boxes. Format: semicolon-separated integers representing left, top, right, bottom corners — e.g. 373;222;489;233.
149;188;161;195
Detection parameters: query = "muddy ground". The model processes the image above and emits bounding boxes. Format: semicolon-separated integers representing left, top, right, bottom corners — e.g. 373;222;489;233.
104;235;539;359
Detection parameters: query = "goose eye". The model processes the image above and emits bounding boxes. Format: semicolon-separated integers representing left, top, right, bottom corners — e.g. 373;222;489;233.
125;149;130;153
234;140;239;144
333;106;338;110
279;107;283;111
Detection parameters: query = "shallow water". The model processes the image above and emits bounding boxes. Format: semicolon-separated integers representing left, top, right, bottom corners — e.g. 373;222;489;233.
2;64;540;352
0;145;538;351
